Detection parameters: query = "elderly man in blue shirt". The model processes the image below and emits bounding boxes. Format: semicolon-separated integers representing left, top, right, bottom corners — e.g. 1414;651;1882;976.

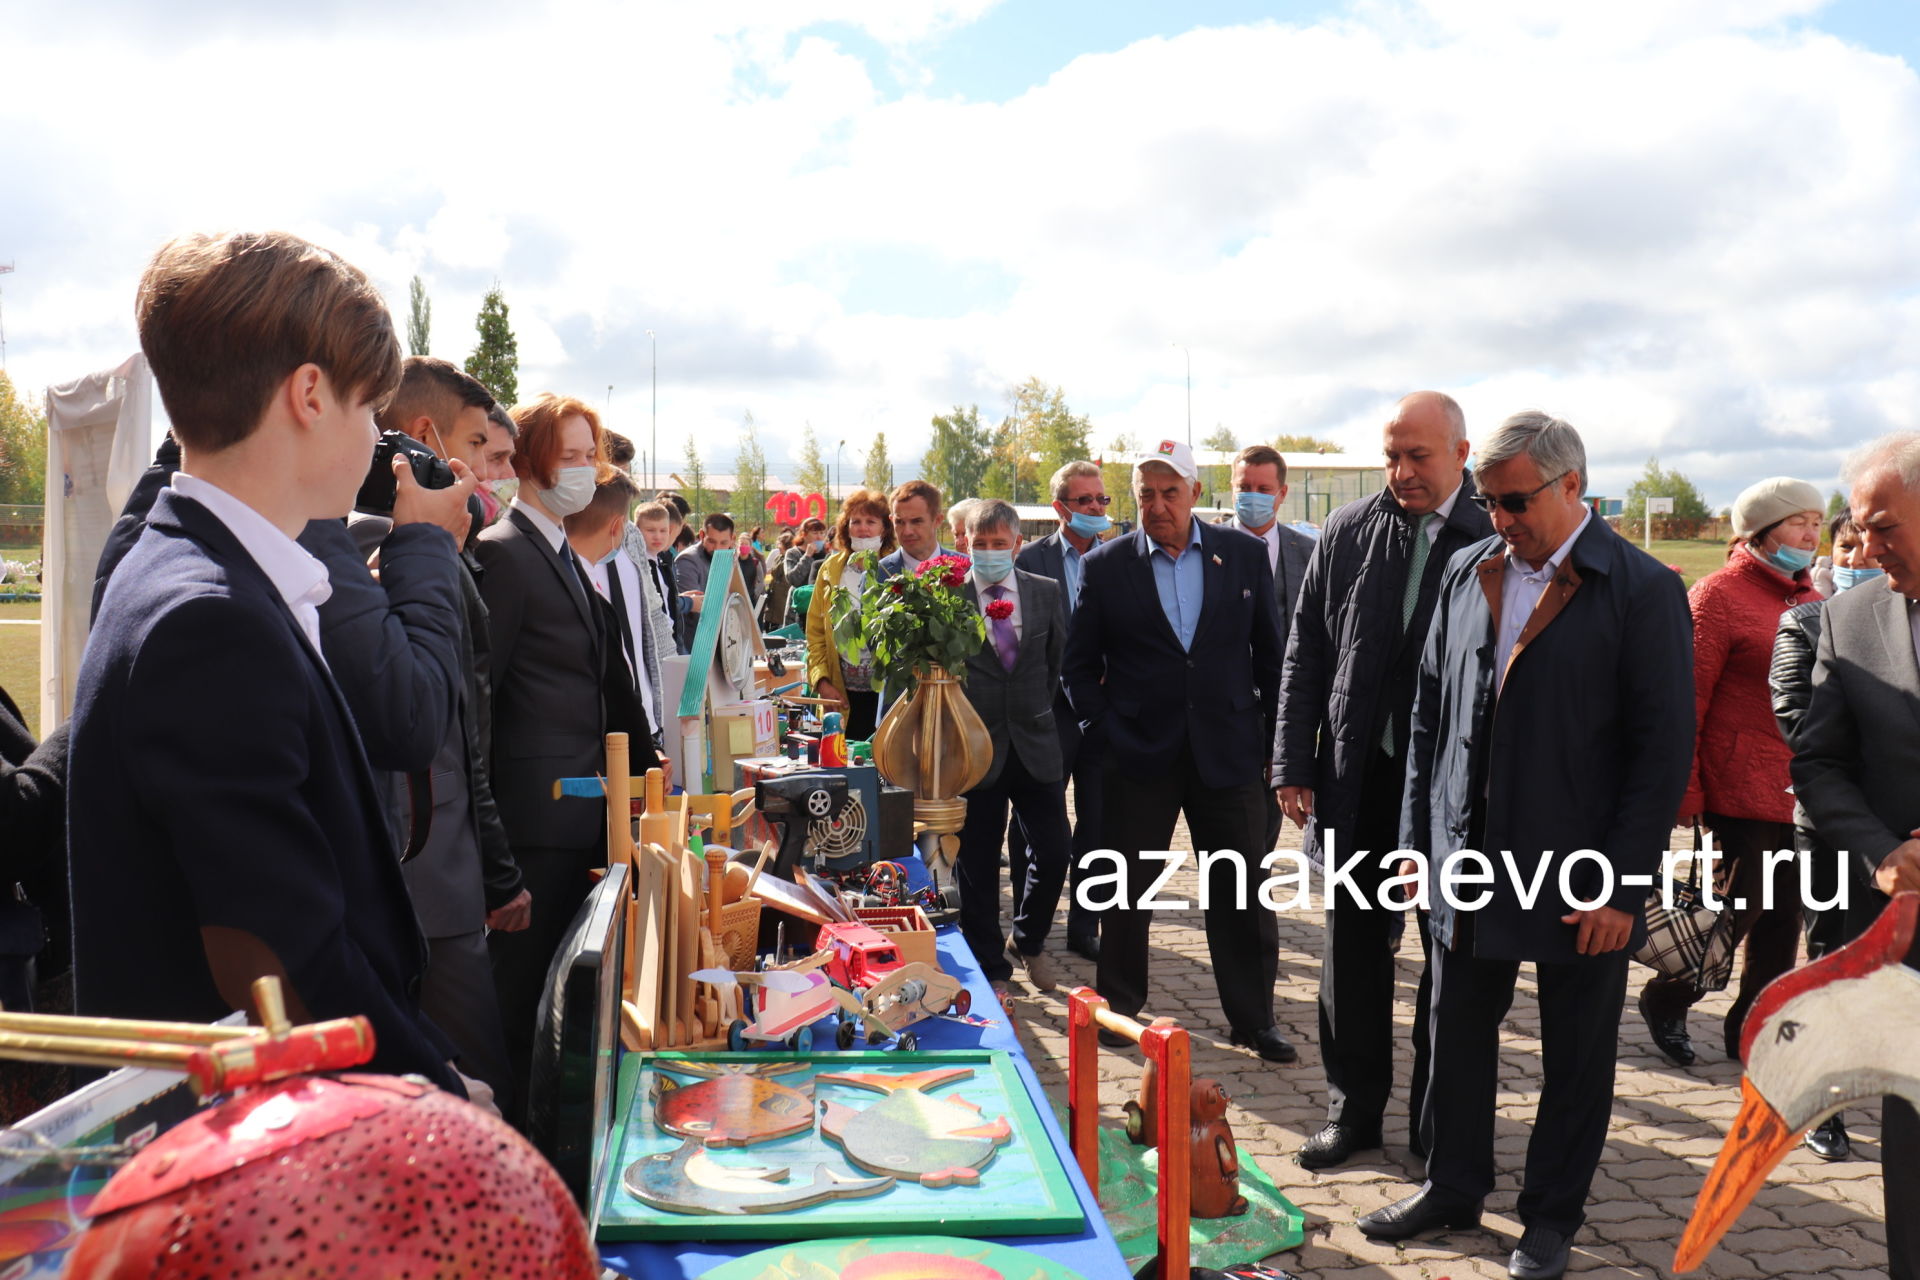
1061;440;1292;1060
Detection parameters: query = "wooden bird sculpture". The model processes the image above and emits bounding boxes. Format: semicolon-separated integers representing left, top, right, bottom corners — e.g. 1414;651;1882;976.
1676;891;1920;1272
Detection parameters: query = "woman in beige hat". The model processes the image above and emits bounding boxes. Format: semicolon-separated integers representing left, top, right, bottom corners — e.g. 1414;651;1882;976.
1638;477;1824;1068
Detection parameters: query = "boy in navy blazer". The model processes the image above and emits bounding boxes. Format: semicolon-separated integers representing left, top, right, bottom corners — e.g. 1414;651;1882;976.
68;231;463;1092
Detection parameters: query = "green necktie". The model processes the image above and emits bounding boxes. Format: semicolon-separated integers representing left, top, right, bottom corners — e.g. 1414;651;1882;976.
1382;513;1438;756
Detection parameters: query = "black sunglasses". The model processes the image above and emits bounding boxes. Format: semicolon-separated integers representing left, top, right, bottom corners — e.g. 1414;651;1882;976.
1468;471;1568;515
1067;494;1113;508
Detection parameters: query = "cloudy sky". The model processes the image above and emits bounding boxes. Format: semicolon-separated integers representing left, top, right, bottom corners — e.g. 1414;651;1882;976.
3;0;1917;507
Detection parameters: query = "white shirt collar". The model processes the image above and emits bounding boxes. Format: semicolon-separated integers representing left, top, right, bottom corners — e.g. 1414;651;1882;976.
971;568;1020;602
511;497;567;553
1506;507;1592;580
169;472;332;655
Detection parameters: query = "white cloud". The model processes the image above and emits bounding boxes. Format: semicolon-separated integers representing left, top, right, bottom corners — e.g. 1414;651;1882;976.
2;0;1917;507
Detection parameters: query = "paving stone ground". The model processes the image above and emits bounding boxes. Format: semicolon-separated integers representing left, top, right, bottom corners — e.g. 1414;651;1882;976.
998;818;1892;1279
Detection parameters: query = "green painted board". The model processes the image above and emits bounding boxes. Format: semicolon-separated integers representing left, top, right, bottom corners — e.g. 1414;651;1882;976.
597;1050;1085;1241
700;1234;1091;1279
678;547;742;719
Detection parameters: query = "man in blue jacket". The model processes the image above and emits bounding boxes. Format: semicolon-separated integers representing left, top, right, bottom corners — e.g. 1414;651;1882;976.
1062;440;1291;1061
68;231;463;1093
1363;412;1693;1280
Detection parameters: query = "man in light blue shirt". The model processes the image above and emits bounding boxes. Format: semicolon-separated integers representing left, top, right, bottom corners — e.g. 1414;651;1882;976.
1146;512;1205;649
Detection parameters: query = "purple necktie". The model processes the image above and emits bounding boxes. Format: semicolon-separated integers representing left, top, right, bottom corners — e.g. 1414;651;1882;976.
988;585;1018;672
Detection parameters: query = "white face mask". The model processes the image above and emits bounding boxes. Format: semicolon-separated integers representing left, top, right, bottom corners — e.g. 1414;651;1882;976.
538;465;597;518
851;535;883;553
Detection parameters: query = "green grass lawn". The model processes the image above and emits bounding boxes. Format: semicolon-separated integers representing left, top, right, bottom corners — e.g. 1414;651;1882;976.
0;602;38;738
1640;538;1733;588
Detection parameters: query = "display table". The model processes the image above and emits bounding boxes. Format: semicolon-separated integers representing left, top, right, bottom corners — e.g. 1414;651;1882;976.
597;926;1130;1279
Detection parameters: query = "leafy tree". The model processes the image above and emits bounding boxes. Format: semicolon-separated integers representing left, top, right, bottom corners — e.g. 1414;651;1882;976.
680;434;716;516
1199;425;1238;503
464;283;518;406
1010;377;1091;494
1272;433;1341;453
1100;433;1138;526
862;431;894;492
924;404;993;501
1827;489;1848;520
407;275;432;357
0;372;47;505
733;411;769;532
794;422;830;497
1623;456;1712;522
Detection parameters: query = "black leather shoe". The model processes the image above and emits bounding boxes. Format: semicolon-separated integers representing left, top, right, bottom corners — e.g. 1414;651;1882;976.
1804;1113;1851;1162
1508;1226;1571;1279
1356;1189;1482;1241
1067;932;1100;961
1228;1025;1297;1063
1296;1122;1382;1169
1638;988;1695;1066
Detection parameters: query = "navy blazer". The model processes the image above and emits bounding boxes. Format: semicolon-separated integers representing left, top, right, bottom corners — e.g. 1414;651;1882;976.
68;490;459;1090
1401;518;1694;963
1061;520;1283;790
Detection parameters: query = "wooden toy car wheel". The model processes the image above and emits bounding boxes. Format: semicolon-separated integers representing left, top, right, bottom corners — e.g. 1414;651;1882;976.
727;1019;748;1052
896;1030;918;1052
949;989;972;1016
835;1018;857;1050
790;1024;815;1053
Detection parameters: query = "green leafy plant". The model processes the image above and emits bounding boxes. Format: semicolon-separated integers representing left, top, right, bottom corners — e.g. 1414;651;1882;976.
829;552;985;697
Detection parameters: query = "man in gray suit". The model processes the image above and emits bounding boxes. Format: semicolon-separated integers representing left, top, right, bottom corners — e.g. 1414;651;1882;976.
1792;431;1920;1280
1230;444;1316;852
1013;460;1113;960
953;499;1071;993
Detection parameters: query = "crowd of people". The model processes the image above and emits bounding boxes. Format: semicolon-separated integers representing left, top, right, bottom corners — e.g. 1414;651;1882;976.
0;229;1912;1280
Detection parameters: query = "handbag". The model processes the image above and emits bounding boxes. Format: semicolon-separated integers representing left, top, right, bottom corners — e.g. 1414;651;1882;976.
1632;823;1737;995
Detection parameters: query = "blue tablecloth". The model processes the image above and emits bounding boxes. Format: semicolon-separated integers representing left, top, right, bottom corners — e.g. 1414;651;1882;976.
598;927;1130;1279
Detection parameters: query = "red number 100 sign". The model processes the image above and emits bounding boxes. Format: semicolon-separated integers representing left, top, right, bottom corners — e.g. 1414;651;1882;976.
765;492;829;526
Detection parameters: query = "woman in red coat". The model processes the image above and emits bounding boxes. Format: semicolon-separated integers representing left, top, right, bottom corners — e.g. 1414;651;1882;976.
1639;478;1824;1067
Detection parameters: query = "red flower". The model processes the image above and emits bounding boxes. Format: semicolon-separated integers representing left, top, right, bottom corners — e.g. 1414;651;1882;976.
890;579;906;594
984;599;1014;620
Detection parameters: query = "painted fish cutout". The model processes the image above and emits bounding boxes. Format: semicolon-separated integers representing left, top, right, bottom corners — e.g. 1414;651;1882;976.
624;1136;893;1216
817;1067;1013;1188
653;1069;814;1147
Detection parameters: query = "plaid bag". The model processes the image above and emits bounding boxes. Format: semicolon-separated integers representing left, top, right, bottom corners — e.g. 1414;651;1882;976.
1633;824;1737;995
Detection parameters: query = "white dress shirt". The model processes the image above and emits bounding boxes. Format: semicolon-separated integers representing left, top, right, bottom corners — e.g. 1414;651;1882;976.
1494;508;1591;694
1426;484;1461;543
511;497;567;553
170;472;332;662
972;568;1023;640
586;554;656;715
1236;518;1283;575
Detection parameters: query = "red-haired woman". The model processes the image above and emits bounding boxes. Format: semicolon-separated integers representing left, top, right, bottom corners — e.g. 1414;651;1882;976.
804;488;897;739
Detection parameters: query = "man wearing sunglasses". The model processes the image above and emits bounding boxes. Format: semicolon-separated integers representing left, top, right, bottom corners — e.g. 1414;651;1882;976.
1275;390;1492;1170
1016;460;1115;962
1366;412;1693;1280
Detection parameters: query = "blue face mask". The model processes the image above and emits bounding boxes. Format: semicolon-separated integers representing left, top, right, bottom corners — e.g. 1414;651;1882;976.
971;548;1015;583
1833;565;1885;592
1763;543;1814;575
1067;511;1111;538
1234;491;1277;527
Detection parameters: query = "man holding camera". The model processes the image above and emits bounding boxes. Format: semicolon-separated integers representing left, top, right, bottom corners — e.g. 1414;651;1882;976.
298;356;530;1102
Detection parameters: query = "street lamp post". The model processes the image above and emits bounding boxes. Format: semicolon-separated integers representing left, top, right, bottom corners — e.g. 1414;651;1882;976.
1170;342;1191;447
646;329;657;492
835;440;845;502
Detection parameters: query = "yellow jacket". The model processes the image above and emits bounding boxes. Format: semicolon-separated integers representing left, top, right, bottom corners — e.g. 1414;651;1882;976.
805;550;855;692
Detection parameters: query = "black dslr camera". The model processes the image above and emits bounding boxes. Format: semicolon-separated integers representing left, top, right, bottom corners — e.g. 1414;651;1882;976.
356;430;455;516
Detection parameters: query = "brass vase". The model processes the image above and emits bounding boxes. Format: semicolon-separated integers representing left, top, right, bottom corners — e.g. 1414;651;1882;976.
871;665;993;871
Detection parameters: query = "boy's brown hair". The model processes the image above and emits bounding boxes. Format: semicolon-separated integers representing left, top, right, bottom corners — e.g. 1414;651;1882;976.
136;231;402;453
376;356;495;435
509;393;612;491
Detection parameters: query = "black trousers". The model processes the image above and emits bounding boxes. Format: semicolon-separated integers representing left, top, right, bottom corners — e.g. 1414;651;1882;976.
1890;1094;1919;1280
843;689;880;741
1096;743;1277;1034
957;750;1071;981
1423;930;1630;1236
488;841;601;1126
1011;698;1103;944
1319;749;1433;1134
422;929;512;1100
1641;814;1801;1032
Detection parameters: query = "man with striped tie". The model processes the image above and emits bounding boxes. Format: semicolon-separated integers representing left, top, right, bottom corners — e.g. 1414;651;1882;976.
952;499;1071;995
1274;390;1492;1168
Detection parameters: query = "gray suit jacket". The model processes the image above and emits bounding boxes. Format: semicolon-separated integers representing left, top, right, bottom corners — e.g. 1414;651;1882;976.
960;570;1067;789
1793;580;1920;886
1236;520;1315;646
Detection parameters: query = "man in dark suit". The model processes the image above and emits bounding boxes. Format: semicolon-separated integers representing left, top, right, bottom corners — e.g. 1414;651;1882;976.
1062;440;1291;1061
1367;412;1693;1280
311;357;528;1104
1793;431;1920;1280
674;512;732;652
1274;391;1494;1168
68;230;462;1092
566;471;669;759
1229;443;1315;853
474;392;612;1117
952;499;1070;993
1015;459;1114;961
